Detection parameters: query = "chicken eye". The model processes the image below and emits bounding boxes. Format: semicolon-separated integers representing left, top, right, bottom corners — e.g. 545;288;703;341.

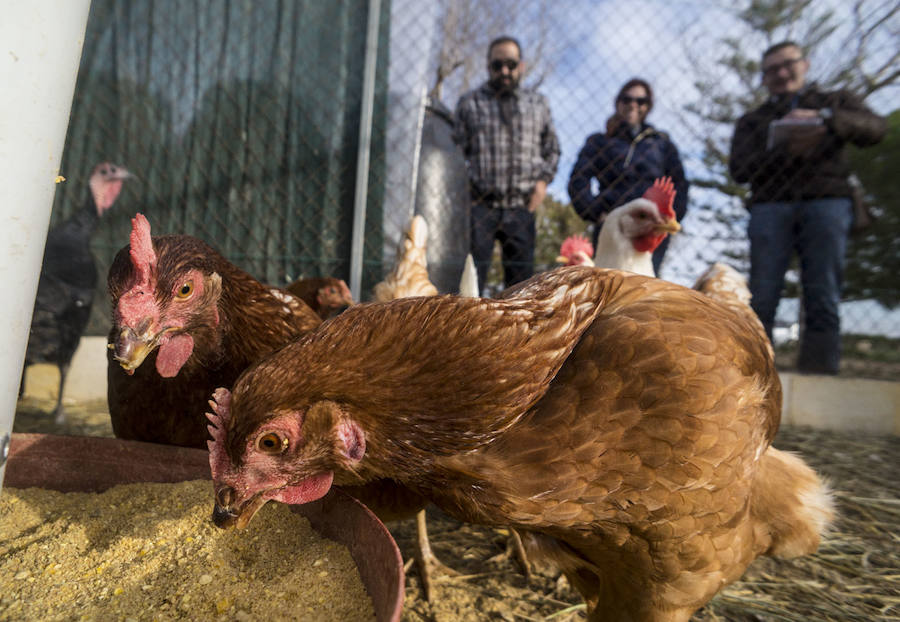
176;281;194;299
257;432;287;454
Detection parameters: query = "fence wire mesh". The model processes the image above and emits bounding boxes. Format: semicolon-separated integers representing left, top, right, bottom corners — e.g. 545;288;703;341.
41;0;899;374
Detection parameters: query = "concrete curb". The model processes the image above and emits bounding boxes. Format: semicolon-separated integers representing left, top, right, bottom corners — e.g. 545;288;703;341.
21;337;900;435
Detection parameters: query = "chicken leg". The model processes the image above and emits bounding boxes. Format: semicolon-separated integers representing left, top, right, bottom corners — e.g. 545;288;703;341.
53;362;69;424
412;509;460;602
486;527;533;581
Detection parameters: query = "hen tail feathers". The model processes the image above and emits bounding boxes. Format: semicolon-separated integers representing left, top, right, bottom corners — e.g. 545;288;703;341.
752;447;835;559
692;262;751;307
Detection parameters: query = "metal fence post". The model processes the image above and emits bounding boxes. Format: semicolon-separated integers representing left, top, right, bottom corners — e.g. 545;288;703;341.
349;0;382;301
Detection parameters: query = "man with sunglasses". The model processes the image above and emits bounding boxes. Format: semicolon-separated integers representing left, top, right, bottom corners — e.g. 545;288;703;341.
729;41;886;375
454;36;560;293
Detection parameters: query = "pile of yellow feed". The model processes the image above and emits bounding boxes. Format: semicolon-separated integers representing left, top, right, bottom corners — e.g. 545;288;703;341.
0;480;375;621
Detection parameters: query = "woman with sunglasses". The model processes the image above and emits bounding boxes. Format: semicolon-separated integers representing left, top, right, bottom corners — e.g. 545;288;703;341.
567;78;688;275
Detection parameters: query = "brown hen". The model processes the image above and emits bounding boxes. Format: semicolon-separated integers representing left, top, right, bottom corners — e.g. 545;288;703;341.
207;266;833;622
284;276;354;320
106;213;322;448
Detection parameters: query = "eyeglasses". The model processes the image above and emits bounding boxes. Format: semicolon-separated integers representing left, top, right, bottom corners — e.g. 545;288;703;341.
618;95;649;107
762;57;804;77
490;59;519;72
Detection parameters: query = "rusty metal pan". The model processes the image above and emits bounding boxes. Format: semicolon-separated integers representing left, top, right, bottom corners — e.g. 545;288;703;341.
4;433;404;622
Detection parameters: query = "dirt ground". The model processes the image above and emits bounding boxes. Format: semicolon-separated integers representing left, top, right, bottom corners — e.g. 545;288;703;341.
11;397;900;622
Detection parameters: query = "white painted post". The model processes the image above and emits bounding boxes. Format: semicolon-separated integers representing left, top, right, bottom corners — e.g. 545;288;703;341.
0;0;93;489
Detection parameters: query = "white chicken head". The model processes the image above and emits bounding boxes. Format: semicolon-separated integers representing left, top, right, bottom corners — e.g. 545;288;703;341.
556;234;595;267
612;176;681;253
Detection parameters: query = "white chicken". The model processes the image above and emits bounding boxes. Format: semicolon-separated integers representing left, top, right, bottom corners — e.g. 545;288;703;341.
555;234;595;267
592;176;681;277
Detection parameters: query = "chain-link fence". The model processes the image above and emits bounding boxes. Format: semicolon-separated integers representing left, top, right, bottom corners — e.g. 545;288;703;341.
42;0;899;373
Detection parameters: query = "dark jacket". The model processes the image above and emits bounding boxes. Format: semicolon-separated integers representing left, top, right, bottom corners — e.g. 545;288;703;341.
729;84;886;205
567;122;688;230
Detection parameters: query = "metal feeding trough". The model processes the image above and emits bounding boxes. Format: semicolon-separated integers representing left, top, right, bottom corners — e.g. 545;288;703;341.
5;433;404;622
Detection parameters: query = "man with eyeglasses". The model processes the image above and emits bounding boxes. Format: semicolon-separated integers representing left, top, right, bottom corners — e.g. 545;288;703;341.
454;36;560;293
729;41;886;375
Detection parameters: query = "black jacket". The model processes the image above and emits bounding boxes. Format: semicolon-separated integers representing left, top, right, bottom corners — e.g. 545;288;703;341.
568;123;688;225
729;84;886;205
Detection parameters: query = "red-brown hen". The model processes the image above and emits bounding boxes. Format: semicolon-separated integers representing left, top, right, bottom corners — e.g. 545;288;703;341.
207;266;833;622
285;276;354;320
106;213;322;447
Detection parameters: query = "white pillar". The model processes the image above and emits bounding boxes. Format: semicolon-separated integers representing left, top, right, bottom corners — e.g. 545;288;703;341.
0;0;93;489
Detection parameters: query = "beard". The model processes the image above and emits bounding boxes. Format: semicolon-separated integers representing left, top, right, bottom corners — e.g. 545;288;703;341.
490;74;519;94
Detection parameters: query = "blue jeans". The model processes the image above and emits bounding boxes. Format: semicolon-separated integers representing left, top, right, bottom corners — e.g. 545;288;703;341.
470;203;535;292
748;197;853;374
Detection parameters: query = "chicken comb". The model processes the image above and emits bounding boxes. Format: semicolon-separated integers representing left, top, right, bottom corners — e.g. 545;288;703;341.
129;213;157;287
642;177;677;220
207;387;233;479
559;234;594;260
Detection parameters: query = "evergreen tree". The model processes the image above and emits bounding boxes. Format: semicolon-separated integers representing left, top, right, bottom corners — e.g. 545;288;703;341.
845;110;900;307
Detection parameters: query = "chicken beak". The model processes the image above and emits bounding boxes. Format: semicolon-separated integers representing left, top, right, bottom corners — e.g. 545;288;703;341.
554;255;569;265
212;486;267;530
655;218;681;234
110;324;161;372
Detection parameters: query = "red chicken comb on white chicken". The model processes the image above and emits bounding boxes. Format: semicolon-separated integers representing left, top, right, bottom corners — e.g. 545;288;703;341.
642;176;677;221
556;234;595;267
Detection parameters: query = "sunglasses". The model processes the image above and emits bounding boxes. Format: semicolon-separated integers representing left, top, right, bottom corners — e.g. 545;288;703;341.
761;57;804;78
618;95;649;106
490;59;519;72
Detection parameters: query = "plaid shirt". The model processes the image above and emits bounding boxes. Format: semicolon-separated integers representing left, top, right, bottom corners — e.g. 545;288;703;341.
454;83;560;208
